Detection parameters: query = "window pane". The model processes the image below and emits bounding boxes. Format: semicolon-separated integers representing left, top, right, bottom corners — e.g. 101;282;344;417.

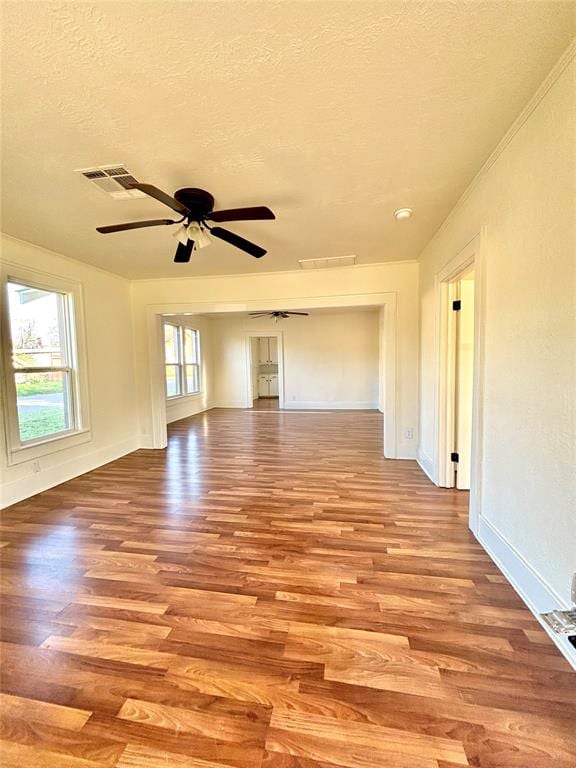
185;364;200;394
184;328;199;364
166;364;181;397
15;371;71;442
8;282;66;369
164;324;180;363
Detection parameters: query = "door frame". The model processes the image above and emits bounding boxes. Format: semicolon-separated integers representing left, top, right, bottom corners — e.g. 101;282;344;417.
244;330;285;409
434;232;485;533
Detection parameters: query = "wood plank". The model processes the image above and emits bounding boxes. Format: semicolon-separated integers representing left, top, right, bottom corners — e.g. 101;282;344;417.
1;408;573;768
0;693;91;731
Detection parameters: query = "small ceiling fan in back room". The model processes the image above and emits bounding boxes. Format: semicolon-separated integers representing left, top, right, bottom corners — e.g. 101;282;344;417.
249;311;309;323
96;183;275;263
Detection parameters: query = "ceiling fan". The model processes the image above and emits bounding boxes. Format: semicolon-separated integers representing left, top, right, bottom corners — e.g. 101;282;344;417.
96;184;275;263
249;311;309;321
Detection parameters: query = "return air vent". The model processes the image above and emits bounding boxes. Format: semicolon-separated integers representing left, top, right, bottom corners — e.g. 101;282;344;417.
298;255;357;270
75;165;146;199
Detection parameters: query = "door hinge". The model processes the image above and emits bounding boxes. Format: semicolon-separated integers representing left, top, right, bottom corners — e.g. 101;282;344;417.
451;452;459;463
452;300;461;311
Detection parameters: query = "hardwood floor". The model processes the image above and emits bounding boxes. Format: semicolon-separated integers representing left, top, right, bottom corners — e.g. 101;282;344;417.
252;397;281;410
1;408;574;767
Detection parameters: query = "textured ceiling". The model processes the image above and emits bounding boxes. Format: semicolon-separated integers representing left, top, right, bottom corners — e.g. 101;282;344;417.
1;1;574;279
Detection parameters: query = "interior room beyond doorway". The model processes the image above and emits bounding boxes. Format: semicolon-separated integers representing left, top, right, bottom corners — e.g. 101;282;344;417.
251;335;280;409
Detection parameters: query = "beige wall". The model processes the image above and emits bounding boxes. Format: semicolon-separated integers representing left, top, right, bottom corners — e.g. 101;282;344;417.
418;57;576;603
130;261;420;458
1;234;138;506
209;310;380;409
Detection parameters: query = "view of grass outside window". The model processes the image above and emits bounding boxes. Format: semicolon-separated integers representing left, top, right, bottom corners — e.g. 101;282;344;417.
7;282;74;442
164;322;201;397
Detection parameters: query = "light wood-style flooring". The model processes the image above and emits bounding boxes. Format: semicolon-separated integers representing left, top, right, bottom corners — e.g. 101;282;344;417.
1;408;574;767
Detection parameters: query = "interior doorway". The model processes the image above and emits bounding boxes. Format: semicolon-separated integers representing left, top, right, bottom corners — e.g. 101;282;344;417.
246;332;284;410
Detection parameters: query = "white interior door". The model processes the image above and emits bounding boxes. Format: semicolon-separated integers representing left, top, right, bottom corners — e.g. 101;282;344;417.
455;275;475;490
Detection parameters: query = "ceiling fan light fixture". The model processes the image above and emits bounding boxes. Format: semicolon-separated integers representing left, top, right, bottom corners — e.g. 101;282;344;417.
394;207;413;220
173;224;189;246
187;223;211;249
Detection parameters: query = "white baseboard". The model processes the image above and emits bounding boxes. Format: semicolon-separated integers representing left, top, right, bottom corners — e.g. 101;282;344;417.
283;401;379;410
417;448;435;482
166;395;209;424
0;437;139;509
210;400;249;409
477;516;576;669
138;435;157;449
395;448;418;460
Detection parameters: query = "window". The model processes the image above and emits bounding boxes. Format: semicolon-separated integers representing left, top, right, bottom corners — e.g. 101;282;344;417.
2;273;89;462
163;323;201;398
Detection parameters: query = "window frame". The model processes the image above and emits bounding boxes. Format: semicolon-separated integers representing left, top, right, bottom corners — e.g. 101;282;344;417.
1;266;91;466
163;322;202;400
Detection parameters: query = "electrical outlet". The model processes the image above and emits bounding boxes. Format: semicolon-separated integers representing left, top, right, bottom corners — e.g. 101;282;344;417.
404;428;414;440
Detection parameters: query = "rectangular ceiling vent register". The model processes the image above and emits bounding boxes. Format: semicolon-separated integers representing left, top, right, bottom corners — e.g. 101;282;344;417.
298;255;357;270
75;165;146;199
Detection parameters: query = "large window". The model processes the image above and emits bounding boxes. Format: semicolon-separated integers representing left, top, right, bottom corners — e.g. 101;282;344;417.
3;276;88;457
164;323;201;398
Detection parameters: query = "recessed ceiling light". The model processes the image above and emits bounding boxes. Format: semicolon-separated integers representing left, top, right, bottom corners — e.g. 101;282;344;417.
394;208;413;220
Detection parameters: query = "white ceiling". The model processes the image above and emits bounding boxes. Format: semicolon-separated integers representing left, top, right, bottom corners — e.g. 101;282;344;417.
2;1;574;279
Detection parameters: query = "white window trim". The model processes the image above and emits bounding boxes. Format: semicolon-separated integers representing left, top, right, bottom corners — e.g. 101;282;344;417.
1;264;92;466
163;323;202;400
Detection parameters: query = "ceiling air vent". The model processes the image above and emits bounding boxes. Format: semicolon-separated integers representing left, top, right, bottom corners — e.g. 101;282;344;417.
75;165;146;199
298;255;357;270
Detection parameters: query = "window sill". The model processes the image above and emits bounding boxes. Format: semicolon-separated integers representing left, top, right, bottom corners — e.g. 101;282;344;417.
6;428;92;466
166;392;203;403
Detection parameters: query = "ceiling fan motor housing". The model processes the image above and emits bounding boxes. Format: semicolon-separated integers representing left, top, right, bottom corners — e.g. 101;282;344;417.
173;188;215;220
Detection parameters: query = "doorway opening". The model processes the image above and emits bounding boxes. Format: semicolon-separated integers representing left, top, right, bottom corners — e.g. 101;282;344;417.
246;333;284;410
434;233;483;532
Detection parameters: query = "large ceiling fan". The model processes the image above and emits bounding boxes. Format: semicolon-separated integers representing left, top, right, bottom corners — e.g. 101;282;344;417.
249;311;309;321
96;184;275;263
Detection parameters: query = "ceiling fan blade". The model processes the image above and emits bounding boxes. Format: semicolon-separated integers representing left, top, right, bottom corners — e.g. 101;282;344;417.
207;206;275;223
174;239;194;263
210;227;266;258
96;219;176;234
129;183;189;215
285;312;309;316
249;313;270;317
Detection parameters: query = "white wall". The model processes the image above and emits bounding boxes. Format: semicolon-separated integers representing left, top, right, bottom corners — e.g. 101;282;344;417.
131;261;420;458
418;54;576;606
163;314;213;424
210;310;380;409
1;234;138;507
